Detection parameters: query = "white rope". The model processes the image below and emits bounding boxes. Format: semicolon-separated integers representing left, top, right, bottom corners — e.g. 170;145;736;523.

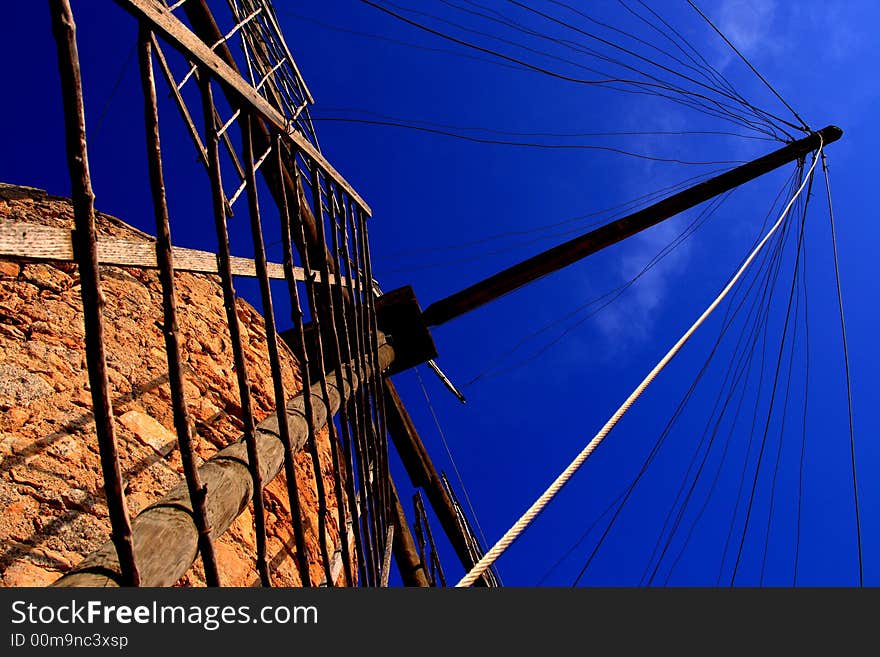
456;138;824;587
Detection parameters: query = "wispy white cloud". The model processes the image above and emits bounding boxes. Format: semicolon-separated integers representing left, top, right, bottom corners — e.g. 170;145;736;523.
716;0;778;57
592;213;695;351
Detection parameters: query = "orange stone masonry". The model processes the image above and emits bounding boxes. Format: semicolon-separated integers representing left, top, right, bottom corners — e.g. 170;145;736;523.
0;183;352;587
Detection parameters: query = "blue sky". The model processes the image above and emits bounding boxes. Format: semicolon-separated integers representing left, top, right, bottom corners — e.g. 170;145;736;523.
1;0;878;586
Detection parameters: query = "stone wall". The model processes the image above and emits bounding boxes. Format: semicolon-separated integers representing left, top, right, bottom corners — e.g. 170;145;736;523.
0;183;351;587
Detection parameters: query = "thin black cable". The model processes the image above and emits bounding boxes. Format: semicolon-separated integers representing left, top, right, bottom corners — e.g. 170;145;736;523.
310;117;746;165
730;161;816;585
536;486;629;585
467;191;733;386
758;187;813;584
758;241;801;585
662;185;799;586
378;167;729;263
571;172;795;586
572;226;780;587
715;165;802;583
505;0;802;134
315;106;773;140
275;6;526;72
359;0;630;84
646;250;780;586
660;324;761;585
685;0;810;132
432;0;779;135
793;202;811;586
670;187;807;587
821;154;863;586
94;43;137;141
547;0;789;139
624;0;789;139
414;367;491;552
360;0;783;138
545;0;727;91
643;209;794;585
622;0;742;102
715;230;784;583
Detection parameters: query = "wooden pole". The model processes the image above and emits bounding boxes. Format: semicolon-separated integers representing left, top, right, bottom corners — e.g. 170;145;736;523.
49;0;140;586
53;340;395;587
422;125;843;326
199;72;272;587
383;379;491;586
389;480;430;587
176;0;354;285
138;26;220;586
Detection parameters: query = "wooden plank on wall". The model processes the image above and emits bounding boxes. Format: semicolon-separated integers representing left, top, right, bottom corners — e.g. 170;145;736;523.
0;220;323;282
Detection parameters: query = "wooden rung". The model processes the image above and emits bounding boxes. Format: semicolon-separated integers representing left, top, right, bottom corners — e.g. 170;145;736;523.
117;0;371;214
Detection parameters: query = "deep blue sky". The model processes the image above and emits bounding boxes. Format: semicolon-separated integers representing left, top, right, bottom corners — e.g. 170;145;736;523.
1;1;877;586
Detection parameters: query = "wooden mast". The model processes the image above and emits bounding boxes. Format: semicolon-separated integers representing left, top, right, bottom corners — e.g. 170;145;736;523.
422;126;842;327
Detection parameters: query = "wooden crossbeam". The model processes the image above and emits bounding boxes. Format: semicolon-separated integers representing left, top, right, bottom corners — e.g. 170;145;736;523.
0;220;340;284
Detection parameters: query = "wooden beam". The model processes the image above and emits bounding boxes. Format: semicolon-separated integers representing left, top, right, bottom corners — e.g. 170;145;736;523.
379;524;395;587
113;0;371;214
389;479;430;587
180;0;350;318
53;338;395;587
383;379;491;586
422;125;843;326
0;220;362;285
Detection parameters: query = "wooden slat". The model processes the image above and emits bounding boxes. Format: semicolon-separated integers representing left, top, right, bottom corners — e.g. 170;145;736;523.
114;0;371;215
379;524;395;587
0;220;336;283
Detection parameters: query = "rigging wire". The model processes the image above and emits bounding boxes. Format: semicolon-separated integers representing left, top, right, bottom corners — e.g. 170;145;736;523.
715;167;802;584
392;0;778;136
573;225;783;586
660;325;761;585
457;139;823;587
542;0;791;139
821;154;863;586
644;235;791;587
648;176;808;585
685;0;810;132
358;0;786;138
759;245;801;585
377;167;731;263
381;174;729;277
638;184;798;585
569;169;798;586
358;0;632;85
660;178;809;585
275;6;526;72
414;367;491;554
623;0;787;139
536;486;629;585
313;106;774;140
757;189;813;584
465;191;734;386
310;117;746;165
504;0;801;135
93;42;137;141
622;0;743;103
438;0;787;138
793;202;811;586
730;158;817;585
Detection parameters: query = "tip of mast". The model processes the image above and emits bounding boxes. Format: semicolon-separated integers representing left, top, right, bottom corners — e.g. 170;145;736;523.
818;125;844;144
